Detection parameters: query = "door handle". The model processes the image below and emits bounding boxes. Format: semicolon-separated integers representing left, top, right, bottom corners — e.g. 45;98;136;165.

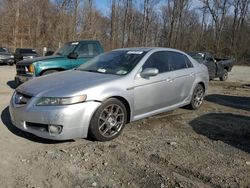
166;77;174;82
190;73;195;77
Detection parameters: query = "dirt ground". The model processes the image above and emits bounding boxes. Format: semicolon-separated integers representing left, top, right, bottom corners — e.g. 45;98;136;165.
0;65;249;188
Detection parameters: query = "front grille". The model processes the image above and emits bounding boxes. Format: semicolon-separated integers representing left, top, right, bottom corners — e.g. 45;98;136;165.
14;91;32;105
16;65;26;75
26;122;48;132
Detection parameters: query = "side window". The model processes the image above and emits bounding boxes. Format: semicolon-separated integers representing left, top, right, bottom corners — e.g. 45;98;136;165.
75;43;99;56
167;52;188;70
142;51;170;73
184;55;193;68
206;53;213;61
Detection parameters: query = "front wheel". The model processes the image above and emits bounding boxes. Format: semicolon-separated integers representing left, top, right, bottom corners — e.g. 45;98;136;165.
88;98;127;141
188;84;204;110
219;70;228;81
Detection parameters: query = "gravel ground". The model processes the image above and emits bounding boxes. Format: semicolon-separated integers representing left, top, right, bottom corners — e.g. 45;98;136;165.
0;65;249;188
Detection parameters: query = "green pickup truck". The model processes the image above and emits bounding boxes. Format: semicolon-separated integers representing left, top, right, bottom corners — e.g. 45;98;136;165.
15;40;104;84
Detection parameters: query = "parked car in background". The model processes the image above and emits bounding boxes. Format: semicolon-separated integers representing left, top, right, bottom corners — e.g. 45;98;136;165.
0;47;15;66
187;51;235;81
14;48;38;63
15;40;103;84
10;47;209;141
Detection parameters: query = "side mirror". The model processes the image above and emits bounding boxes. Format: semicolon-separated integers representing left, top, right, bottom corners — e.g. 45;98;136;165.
140;68;159;77
68;52;78;59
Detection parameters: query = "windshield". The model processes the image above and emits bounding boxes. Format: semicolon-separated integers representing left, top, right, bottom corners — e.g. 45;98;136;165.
0;48;8;53
77;50;147;75
54;42;78;56
20;49;37;54
188;52;205;61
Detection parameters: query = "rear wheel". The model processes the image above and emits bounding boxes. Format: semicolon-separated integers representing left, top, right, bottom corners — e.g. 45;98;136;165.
188;84;204;110
41;70;58;75
219;69;228;81
88;98;127;141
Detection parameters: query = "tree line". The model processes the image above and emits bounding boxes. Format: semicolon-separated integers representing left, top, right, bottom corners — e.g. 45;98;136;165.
0;0;249;63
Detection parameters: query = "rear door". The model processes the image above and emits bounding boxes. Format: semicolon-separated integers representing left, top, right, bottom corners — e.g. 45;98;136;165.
72;42;100;67
167;51;195;103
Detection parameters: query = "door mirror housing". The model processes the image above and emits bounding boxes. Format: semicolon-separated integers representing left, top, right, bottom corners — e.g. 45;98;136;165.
140;68;159;77
68;52;78;59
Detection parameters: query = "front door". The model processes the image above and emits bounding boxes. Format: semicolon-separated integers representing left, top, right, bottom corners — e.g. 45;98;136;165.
133;51;176;116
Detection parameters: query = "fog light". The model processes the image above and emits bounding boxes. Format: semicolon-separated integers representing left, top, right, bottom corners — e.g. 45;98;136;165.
48;124;63;135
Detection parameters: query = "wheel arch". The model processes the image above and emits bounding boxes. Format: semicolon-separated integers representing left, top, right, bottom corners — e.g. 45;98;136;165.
197;81;205;91
40;68;65;76
107;96;131;124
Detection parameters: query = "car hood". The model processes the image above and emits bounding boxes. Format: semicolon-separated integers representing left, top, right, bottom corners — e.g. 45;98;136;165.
17;70;121;97
17;55;65;66
0;52;12;57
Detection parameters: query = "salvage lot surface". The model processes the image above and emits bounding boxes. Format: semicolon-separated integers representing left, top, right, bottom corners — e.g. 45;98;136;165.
0;65;249;188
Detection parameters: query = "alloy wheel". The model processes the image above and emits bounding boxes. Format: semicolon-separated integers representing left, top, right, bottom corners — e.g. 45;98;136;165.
98;104;125;138
193;87;204;108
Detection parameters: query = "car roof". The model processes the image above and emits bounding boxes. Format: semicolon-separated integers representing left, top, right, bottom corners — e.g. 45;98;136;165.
112;47;186;53
67;40;100;43
16;48;36;50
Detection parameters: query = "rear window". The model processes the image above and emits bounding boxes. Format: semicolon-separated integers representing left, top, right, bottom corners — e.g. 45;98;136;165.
19;49;37;54
188;52;205;61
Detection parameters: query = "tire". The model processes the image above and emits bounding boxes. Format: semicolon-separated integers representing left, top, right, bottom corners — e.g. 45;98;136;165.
88;98;127;141
188;84;204;110
219;69;228;81
42;70;58;75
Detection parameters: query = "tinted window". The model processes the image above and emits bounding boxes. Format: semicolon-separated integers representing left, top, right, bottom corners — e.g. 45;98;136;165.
206;53;213;61
75;43;99;56
187;52;205;61
54;42;77;56
19;49;37;54
167;52;188;70
142;51;170;73
184;55;193;68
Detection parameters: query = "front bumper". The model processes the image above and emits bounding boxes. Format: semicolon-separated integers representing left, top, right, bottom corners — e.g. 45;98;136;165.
9;97;101;140
0;58;15;64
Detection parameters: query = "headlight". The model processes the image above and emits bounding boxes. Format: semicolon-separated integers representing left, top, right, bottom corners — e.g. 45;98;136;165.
10;55;14;58
28;64;35;73
36;95;87;106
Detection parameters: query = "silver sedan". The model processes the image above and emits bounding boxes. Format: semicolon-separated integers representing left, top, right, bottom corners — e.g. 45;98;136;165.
9;48;209;141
